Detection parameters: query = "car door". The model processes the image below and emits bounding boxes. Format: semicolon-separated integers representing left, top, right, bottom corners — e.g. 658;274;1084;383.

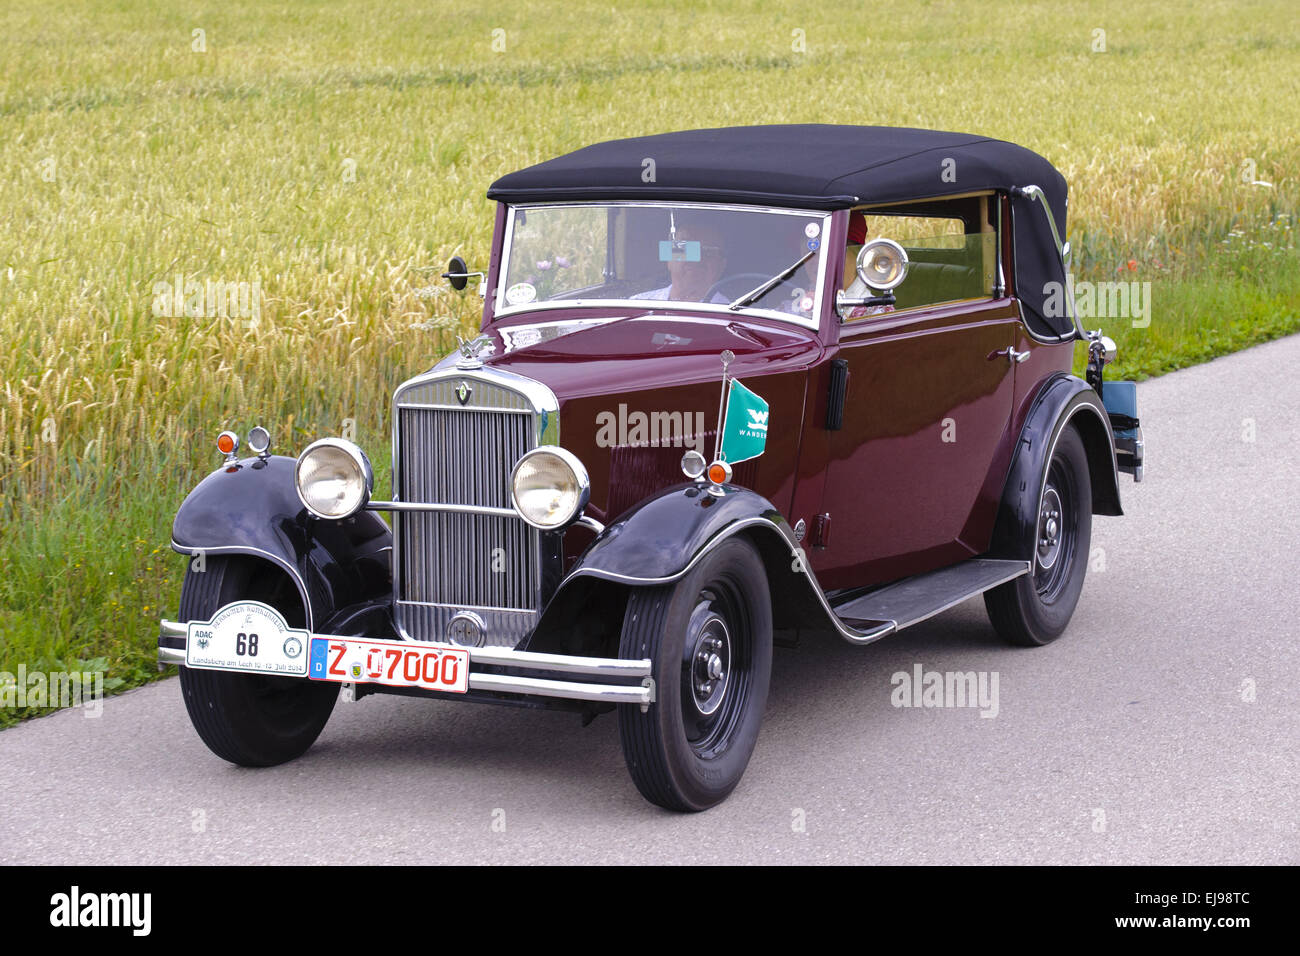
808;296;1021;591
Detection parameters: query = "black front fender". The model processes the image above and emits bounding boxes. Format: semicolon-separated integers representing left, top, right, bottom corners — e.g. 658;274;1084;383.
571;482;795;585
523;483;882;656
170;455;393;631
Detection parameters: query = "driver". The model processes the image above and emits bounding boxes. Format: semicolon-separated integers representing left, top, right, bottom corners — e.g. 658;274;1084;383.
632;221;729;303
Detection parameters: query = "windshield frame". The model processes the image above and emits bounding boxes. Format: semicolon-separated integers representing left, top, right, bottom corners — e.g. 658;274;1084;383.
492;200;833;331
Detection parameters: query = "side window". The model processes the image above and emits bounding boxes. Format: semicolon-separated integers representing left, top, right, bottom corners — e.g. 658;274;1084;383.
847;197;998;314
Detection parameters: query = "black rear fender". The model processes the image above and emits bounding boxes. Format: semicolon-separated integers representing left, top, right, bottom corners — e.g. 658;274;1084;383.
990;374;1122;562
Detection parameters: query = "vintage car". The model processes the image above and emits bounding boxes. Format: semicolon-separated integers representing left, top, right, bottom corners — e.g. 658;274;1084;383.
158;125;1143;811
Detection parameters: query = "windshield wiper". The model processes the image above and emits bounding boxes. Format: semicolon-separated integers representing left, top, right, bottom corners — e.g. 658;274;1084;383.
727;250;816;311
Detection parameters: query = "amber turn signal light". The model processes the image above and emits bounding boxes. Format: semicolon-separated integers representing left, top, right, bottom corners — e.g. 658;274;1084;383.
216;431;239;457
707;460;732;485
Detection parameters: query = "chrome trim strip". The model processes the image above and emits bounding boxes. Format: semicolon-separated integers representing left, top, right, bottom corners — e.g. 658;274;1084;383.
1013;185;1068;258
993;196;1006;298
469;673;653;705
488;297;822;328
168;539;316;631
493;201;832;331
391;403;535;415
564;514;897;646
1014;297;1074;347
470;644;650;677
1041;395;1121;521
367;500;520;518
395;599;536;612
1012;184;1084;340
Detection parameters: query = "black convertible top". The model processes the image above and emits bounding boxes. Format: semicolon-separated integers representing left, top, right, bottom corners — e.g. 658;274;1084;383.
487;125;1073;337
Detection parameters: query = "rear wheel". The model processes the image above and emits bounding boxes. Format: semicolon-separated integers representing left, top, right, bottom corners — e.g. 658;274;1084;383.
985;425;1093;646
178;556;338;766
617;537;772;811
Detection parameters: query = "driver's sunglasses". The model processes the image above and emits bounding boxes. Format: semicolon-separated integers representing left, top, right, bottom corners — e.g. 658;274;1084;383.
698;244;725;260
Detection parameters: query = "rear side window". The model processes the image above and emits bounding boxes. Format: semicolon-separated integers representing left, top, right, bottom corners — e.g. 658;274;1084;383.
848;197;999;314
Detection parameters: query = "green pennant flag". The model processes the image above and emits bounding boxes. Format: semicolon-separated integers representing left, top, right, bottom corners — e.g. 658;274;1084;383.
720;379;769;464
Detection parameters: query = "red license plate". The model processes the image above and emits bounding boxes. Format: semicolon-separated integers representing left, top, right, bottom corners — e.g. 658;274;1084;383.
309;637;469;693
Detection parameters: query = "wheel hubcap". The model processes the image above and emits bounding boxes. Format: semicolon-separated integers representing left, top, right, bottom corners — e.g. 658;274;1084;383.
690;616;730;716
1032;461;1078;603
679;582;751;758
1037;487;1063;571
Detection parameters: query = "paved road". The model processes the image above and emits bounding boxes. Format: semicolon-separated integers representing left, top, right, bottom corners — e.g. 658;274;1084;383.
3;335;1298;865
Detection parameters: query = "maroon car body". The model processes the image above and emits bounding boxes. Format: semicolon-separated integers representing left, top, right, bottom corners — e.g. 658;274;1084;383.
479;208;1055;591
160;126;1142;811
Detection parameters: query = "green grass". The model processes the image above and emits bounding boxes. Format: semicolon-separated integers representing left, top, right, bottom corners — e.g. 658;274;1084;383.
1;0;1298;723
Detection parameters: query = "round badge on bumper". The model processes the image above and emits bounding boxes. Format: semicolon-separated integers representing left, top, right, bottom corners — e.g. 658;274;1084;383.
446;610;487;647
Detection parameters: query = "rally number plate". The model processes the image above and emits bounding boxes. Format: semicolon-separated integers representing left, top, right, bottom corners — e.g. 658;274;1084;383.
309;637;470;694
186;601;310;677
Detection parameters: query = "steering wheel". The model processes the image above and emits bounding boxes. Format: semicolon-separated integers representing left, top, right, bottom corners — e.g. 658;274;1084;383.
705;272;802;307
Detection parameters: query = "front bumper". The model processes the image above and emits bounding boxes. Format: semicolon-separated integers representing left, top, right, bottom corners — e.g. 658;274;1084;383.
158;620;655;707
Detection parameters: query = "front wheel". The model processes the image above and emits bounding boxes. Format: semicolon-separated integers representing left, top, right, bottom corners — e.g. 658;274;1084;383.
178;556;338;766
985;425;1093;646
617;537;773;811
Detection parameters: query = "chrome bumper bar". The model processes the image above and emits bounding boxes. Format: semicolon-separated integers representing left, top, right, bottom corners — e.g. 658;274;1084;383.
158;620;655;706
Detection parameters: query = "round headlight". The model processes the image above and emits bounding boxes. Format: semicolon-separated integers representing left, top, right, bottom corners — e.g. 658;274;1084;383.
510;447;590;531
295;438;373;519
856;238;909;291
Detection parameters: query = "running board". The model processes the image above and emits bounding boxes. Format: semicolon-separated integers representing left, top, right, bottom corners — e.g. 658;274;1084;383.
831;558;1031;644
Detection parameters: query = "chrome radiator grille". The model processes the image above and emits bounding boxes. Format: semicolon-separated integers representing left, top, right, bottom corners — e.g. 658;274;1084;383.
392;371;546;647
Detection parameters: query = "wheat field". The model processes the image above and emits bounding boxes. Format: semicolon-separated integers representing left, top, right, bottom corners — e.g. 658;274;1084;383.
1;0;1296;718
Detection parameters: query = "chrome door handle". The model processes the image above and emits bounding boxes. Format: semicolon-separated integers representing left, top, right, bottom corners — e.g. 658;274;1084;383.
992;347;1031;364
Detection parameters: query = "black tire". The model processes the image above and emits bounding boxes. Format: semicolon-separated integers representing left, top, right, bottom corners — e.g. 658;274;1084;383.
985;425;1093;646
617;537;772;811
178;556;338;766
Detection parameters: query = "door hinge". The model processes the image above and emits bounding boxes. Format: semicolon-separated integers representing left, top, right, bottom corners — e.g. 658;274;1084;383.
812;513;832;548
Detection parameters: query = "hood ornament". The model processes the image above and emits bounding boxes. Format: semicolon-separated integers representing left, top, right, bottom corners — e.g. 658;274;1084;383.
455;334;494;369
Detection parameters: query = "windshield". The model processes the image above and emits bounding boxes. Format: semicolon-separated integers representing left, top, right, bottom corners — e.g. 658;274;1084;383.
495;203;832;326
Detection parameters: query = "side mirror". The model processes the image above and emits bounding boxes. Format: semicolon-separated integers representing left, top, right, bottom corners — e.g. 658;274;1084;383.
443;255;470;291
441;256;487;297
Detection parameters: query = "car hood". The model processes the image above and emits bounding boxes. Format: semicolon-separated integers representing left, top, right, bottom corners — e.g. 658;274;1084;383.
475;313;824;401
